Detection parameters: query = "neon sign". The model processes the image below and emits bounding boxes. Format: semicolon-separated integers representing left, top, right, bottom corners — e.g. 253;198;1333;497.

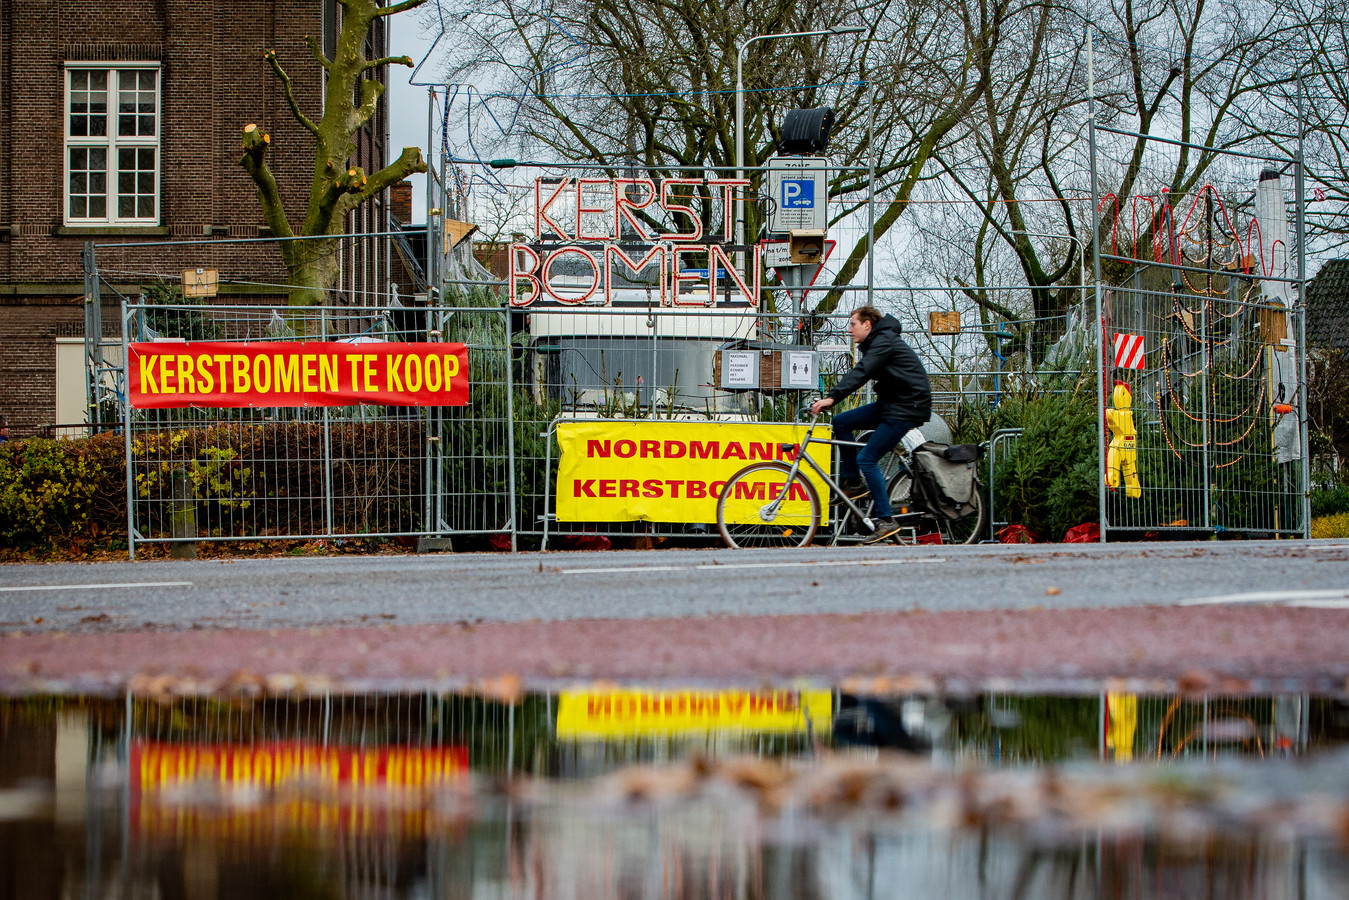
508;175;770;308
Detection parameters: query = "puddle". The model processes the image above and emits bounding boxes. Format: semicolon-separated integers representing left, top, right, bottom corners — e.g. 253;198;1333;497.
3;688;1348;898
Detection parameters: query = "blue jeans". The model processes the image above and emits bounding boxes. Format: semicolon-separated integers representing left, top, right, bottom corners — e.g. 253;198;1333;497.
831;403;921;519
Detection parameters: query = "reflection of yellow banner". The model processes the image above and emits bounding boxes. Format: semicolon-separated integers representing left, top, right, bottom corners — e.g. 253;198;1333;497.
555;421;831;523
556;689;833;738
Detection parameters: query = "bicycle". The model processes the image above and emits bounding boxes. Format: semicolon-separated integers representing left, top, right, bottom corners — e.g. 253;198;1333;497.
715;413;988;549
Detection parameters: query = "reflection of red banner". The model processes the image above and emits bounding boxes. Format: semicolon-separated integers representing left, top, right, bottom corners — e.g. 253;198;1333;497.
132;741;468;792
128;341;469;408
130;741;469;840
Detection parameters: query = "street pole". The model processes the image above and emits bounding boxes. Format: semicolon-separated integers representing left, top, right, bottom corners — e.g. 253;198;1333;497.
734;26;866;260
866;69;876;309
1088;25;1106;544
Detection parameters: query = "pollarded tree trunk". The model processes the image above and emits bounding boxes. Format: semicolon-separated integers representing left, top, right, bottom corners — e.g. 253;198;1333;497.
240;0;428;307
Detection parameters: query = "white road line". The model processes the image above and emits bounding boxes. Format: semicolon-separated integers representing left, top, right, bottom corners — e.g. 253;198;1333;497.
1180;589;1349;606
557;566;689;575
0;581;194;593
561;558;946;575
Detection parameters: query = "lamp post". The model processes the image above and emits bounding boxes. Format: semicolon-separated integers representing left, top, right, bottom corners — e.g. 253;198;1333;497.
734;25;867;253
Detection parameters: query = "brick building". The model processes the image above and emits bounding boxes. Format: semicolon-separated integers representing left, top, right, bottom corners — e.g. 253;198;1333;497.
0;0;399;436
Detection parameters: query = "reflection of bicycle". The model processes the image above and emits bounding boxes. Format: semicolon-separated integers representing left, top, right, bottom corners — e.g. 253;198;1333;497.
715;414;987;549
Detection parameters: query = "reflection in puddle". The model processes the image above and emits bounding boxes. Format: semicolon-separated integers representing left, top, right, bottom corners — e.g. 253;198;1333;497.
2;688;1347;898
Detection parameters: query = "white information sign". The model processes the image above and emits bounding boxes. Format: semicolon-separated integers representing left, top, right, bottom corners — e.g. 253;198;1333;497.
721;350;759;388
766;157;829;233
762;241;794;268
783;351;817;389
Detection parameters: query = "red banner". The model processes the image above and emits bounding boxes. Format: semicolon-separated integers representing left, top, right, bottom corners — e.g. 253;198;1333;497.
128;341;469;408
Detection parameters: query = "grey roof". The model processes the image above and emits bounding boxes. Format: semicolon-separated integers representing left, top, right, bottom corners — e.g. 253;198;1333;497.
1306;259;1349;354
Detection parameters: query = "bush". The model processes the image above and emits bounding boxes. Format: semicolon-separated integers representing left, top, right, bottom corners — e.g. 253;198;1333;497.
988;386;1100;541
1310;480;1349;518
0;433;126;549
1;421;448;551
1311;513;1349;539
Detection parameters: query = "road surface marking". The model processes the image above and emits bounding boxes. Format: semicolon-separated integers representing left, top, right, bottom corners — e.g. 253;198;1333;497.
1180;589;1349;606
0;581;194;593
561;558;946;575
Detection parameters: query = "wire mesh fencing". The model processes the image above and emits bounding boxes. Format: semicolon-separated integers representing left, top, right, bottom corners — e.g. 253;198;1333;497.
120;301;511;555
1090;112;1310;538
1102;277;1307;536
108;243;1310;550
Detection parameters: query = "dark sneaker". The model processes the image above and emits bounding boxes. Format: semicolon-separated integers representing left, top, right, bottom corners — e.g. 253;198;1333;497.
863;517;903;544
833;478;870;504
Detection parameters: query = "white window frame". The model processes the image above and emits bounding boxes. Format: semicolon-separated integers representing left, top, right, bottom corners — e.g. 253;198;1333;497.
63;63;161;226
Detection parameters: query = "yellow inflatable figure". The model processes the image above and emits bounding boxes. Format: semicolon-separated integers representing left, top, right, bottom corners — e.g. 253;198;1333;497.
1106;381;1142;498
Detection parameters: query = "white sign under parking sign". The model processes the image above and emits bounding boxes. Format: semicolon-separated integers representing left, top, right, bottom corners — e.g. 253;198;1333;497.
766;157;829;233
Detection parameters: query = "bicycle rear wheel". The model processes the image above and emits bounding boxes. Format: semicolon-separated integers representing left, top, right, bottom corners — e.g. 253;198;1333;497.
716;462;820;548
887;472;987;545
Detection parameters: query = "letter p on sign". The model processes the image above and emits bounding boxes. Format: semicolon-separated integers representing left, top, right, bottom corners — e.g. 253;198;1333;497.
782;179;814;209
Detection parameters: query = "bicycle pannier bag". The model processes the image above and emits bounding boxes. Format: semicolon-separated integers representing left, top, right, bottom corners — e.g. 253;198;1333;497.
910;442;982;519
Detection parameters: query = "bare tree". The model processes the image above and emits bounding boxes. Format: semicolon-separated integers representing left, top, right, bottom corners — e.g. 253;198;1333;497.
1264;0;1349;257
915;0;1296;363
1087;0;1293;268
240;0;430;306
437;0;990;313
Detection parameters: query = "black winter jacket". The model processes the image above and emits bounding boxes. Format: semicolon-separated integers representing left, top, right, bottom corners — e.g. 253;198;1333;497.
827;314;932;422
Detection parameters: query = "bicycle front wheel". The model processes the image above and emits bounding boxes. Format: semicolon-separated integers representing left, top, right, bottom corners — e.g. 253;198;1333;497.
716;462;820;549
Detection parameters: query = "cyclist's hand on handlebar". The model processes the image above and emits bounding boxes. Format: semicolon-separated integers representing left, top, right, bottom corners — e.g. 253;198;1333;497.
808;396;835;416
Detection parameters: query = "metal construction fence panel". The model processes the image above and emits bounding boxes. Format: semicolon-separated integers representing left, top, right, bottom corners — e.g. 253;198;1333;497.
120;302;513;556
1101;272;1307;537
1088;109;1310;539
511;306;855;542
985;428;1023;542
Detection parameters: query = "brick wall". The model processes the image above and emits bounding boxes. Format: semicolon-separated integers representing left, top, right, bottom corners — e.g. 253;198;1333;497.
390;180;412;225
0;0;396;435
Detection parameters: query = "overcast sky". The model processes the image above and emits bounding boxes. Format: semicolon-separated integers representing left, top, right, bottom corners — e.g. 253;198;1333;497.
387;7;442;223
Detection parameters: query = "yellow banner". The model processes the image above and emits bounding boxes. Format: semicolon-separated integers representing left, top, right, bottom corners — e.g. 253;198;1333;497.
556;688;833;739
555;421;831;523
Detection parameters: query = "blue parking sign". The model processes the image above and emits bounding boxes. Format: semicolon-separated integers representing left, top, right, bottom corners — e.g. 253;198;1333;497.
781;179;815;209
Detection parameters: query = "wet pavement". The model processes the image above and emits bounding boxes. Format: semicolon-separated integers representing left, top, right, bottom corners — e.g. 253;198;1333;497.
3;602;1349;697
3;688;1348;898
2;541;1348;634
4;541;1349;896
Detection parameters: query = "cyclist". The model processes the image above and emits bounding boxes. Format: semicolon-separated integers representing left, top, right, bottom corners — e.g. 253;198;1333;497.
809;306;932;544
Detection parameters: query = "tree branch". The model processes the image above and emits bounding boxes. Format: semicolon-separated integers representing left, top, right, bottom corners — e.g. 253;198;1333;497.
350;146;427;206
364;54;414;71
304;35;333;70
238;124;297;247
352;77;385;130
372;0;426;17
265;51;320;136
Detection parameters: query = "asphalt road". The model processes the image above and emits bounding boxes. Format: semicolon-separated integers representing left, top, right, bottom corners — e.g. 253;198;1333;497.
3;540;1348;635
